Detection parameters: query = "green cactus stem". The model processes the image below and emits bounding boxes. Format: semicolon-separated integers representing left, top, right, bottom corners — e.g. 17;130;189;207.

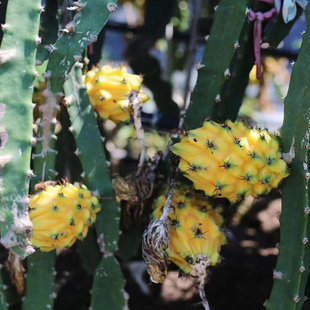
31;76;59;189
266;4;310;310
212;1;303;122
0;0;41;258
212;0;302;122
28;3;119;308
183;0;249;130
64;63;126;309
35;0;59;65
24;251;56;310
212;3;255;122
76;228;101;276
27;64;57;310
64;64;120;252
91;256;127;309
32;0;118;185
46;0;118;94
0;259;23;310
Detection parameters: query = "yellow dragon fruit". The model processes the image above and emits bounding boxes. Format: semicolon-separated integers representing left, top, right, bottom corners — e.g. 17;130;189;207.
84;65;148;123
29;182;100;251
152;184;226;276
172;120;289;203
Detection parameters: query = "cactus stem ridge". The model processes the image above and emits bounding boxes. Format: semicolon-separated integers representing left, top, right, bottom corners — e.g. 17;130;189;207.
266;4;310;308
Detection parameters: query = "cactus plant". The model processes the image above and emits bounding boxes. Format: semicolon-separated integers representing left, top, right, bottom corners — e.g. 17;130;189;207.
64;63;126;309
35;0;58;65
184;0;249;129
266;3;310;309
23;251;55;310
0;0;41;258
1;0;125;308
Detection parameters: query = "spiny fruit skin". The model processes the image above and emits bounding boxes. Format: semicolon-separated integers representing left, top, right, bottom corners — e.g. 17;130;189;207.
29;183;100;252
172;120;289;203
153;185;226;275
84;65;148;123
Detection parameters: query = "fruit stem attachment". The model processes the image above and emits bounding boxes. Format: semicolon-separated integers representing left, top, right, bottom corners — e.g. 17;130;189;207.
142;177;175;283
199;286;211;310
192;255;211;310
129;90;146;173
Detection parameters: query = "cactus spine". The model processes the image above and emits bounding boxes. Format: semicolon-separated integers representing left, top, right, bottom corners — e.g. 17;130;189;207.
0;0;41;258
266;3;310;310
47;0;118;94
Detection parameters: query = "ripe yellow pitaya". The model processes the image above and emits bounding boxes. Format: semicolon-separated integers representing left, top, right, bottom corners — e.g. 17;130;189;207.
152;184;226;276
172;120;289;203
84;65;148;123
29;182;100;251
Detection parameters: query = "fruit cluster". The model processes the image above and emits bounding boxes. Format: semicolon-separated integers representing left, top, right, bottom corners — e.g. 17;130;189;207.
172;120;289;203
84;65;147;123
153;184;226;275
29;182;100;251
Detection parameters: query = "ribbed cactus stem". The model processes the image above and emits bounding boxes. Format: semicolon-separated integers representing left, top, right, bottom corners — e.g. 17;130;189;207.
35;0;58;65
266;3;310;310
24;251;56;310
64;64;120;252
27;70;57;310
212;0;255;121
64;63;126;309
183;0;249;130
46;0;117;94
31;75;58;189
0;0;41;258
